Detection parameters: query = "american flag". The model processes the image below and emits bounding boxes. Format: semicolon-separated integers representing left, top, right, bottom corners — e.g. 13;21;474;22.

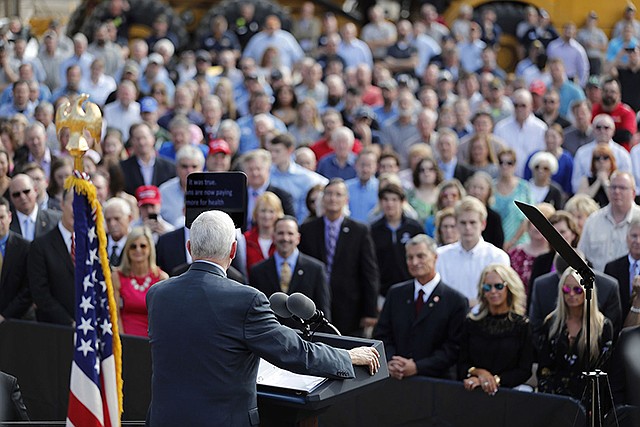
66;172;122;427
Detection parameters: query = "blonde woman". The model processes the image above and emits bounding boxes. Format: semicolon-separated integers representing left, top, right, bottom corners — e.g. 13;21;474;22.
537;268;613;400
113;226;168;337
243;191;284;273
459;264;533;395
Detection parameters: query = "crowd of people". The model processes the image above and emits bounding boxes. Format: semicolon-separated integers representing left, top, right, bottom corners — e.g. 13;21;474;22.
0;0;640;410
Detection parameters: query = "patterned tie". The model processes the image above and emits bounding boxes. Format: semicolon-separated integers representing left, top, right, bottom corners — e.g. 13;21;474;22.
70;234;75;266
326;223;338;276
280;261;292;293
415;289;425;315
632;260;639;297
110;245;119;266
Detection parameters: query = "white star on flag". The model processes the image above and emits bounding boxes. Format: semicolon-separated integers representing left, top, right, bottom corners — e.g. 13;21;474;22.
77;339;95;357
100;318;113;336
79;296;94;314
87;226;96;243
78;317;95;335
82;274;94;292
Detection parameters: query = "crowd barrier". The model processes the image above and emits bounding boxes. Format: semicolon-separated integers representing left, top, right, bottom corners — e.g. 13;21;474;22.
2;320;638;426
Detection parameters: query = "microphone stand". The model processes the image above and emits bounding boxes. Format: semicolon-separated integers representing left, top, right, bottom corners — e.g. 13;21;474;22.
515;202;614;427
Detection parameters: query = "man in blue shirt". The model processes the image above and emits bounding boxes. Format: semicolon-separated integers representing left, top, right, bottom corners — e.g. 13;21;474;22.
346;149;379;223
268;133;327;223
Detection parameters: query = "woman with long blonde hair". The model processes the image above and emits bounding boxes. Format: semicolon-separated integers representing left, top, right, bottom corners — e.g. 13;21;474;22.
458;264;533;395
537;268;613;400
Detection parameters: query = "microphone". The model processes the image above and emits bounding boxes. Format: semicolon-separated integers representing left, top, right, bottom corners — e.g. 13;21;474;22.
286;293;341;335
269;292;293;318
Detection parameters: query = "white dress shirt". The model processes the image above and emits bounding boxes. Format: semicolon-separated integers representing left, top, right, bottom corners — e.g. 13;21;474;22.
436;239;510;301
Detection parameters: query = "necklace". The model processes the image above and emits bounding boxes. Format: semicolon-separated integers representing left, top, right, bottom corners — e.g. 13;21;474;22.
130;275;152;292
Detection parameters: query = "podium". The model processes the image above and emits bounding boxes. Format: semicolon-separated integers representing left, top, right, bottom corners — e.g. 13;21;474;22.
257;333;389;427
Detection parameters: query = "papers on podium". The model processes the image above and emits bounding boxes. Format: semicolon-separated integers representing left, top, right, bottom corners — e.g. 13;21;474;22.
257;359;328;394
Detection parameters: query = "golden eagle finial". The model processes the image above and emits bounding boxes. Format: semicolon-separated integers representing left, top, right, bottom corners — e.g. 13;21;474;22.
56;94;102;171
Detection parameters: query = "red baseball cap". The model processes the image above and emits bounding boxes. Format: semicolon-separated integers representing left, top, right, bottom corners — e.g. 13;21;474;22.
208;138;231;156
529;80;546;96
135;185;161;206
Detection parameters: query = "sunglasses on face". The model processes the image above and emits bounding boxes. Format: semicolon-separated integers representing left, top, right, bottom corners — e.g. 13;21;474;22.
594;155;610;161
482;282;506;292
11;188;31;198
562;285;584;295
499;160;515;166
129;243;148;250
595;125;612;130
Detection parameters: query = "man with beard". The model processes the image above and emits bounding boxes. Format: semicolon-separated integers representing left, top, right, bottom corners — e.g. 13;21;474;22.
592;77;637;151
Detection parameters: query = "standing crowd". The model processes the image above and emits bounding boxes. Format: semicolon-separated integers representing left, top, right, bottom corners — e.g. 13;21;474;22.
0;0;640;409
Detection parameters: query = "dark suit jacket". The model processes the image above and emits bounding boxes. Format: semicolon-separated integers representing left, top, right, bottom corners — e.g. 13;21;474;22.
0;371;29;421
145;261;354;427
155;227;187;277
609;325;640;407
0;232;31;319
9;208;61;240
482;207;504;249
299;216;380;336
529;270;623;336
373;280;469;378
242;185;296;232
119;155;176;196
604;255;633;317
453;162;474;186
249;252;331;319
27;226;75;325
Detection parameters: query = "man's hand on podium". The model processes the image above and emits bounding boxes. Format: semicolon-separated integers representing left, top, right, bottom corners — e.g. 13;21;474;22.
348;347;381;375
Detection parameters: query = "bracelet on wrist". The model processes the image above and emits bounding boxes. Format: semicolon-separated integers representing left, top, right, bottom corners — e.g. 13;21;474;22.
630;306;640;314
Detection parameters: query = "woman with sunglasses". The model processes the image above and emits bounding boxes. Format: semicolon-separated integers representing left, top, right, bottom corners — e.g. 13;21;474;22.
537;268;613;400
577;145;616;207
458;264;533;395
112;226;168;337
493;148;534;251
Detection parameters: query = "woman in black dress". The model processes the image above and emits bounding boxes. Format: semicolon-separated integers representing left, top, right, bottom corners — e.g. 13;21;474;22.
458;264;533;395
537;268;613;400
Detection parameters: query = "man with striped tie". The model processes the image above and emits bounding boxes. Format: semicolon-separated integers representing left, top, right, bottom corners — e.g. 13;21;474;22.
299;178;380;336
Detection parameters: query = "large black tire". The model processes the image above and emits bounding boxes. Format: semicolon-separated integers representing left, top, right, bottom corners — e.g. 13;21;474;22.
68;0;190;50
193;0;292;49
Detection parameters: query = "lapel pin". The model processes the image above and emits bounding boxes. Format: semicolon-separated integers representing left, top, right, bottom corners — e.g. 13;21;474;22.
297;270;303;275
434;296;440;303
343;227;349;233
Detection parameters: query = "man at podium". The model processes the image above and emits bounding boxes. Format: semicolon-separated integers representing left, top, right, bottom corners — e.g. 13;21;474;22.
146;210;380;427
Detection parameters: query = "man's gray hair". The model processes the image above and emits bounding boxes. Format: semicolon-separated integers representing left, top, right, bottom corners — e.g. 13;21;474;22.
190;210;236;260
176;144;205;167
405;234;438;254
104;196;132;217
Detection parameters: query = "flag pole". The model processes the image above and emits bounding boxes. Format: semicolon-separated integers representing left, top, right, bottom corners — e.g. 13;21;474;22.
60;95;123;427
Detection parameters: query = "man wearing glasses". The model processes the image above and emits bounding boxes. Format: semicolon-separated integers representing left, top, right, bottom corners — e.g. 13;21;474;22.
8;174;60;241
571;113;632;192
578;171;640;272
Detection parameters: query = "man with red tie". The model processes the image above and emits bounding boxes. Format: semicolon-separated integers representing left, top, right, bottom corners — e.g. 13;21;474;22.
374;234;468;379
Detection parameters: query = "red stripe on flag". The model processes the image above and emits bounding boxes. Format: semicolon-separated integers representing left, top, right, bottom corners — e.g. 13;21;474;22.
68;391;104;427
100;374;113;427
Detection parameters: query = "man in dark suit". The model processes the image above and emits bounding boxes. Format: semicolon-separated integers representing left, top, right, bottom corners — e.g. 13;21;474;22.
299;178;380;336
0;198;31;321
374;234;468;379
8;174;60;241
241;148;295;231
27;190;75;325
119;122;176;195
529;254;623;336
0;371;29;422
145;210;380;427
604;219;640;325
104;197;132;268
250;216;331;317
